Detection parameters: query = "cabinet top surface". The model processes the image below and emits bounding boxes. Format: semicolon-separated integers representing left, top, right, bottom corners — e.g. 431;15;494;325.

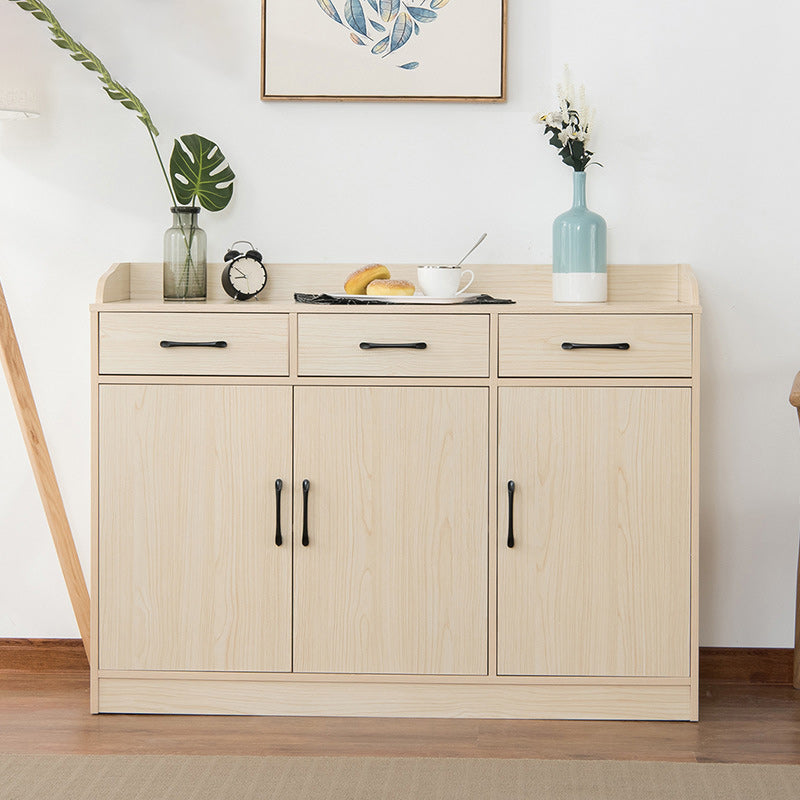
93;263;701;314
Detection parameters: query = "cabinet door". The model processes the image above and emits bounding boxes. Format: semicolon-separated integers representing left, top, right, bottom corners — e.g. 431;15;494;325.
498;387;691;677
99;385;292;672
294;386;488;675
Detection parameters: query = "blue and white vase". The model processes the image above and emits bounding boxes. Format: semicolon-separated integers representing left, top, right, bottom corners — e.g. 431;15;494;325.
552;170;607;302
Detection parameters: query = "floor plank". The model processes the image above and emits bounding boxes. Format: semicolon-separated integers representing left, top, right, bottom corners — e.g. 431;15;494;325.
1;673;799;762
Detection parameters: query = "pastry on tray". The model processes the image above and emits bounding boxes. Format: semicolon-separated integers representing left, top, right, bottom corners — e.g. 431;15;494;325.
365;279;415;297
344;264;391;295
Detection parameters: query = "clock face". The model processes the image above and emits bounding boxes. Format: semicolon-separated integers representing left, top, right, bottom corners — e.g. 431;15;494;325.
227;257;267;298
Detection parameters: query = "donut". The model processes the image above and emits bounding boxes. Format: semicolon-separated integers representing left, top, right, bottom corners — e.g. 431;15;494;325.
365;279;415;296
344;264;391;295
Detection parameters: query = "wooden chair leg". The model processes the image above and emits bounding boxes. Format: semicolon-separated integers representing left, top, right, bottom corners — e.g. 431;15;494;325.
0;279;90;655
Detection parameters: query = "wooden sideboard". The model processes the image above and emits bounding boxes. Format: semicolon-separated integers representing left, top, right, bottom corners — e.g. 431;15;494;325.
91;263;701;719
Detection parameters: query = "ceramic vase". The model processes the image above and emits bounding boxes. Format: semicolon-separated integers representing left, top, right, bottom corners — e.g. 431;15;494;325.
552;171;607;303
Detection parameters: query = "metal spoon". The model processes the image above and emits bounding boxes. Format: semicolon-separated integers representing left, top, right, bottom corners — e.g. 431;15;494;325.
454;233;487;268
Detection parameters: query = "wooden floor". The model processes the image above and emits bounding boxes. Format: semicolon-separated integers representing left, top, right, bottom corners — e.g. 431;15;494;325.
1;672;799;763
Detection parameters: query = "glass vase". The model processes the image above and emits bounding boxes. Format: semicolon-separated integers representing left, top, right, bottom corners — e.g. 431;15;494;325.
163;206;207;301
552;171;607;302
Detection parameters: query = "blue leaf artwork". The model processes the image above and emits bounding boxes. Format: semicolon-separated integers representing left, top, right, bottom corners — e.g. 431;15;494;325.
406;7;437;22
316;0;453;68
344;0;368;37
390;12;413;52
380;0;400;23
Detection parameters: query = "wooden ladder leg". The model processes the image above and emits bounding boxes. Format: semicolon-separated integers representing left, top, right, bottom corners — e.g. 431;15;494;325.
0;279;90;656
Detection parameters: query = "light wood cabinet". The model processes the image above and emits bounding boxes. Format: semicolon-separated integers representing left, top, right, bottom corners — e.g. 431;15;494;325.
293;386;488;675
497;386;691;678
98;384;292;672
91;263;701;720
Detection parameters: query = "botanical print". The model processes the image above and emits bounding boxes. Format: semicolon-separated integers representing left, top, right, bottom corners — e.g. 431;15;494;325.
263;0;504;100
314;0;452;70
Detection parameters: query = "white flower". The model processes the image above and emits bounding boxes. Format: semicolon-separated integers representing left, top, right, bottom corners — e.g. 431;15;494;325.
539;110;563;127
558;127;572;145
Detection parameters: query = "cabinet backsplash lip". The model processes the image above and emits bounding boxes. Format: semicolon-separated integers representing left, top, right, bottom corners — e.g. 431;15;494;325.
94;263;702;312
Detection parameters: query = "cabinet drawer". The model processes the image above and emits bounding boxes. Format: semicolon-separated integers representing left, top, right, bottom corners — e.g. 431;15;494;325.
499;314;692;377
99;313;289;376
298;314;489;377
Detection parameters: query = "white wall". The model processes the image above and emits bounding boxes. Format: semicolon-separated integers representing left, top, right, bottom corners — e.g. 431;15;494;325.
0;0;798;645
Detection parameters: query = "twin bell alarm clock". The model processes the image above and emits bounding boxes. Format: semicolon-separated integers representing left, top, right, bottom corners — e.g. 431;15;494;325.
221;241;267;301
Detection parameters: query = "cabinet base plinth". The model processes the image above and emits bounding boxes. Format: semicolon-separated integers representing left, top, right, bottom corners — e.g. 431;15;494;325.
96;676;697;721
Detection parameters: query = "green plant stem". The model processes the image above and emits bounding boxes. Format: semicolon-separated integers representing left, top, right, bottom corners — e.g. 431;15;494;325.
148;127;178;209
149;127;196;282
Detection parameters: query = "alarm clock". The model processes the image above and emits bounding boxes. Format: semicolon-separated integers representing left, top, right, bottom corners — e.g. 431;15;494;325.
221;241;267;300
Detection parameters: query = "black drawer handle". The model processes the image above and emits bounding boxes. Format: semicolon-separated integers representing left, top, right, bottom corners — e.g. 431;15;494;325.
160;340;228;348
561;342;630;351
359;341;427;350
507;481;515;548
302;479;310;547
274;479;283;547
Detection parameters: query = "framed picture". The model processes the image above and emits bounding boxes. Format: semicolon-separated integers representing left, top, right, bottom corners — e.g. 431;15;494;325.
261;0;506;101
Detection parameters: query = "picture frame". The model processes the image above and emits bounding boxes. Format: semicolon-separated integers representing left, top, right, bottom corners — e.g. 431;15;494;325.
261;0;507;102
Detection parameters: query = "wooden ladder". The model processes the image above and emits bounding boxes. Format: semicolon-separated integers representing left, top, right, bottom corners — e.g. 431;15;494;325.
0;279;89;655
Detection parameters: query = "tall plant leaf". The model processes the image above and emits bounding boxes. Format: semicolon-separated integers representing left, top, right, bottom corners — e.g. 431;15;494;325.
370;18;386;32
406;7;437;22
398;62;419;70
430;0;450;8
170;134;235;212
315;0;343;24
366;0;379;11
7;0;158;136
389;11;413;52
380;0;400;23
344;0;368;36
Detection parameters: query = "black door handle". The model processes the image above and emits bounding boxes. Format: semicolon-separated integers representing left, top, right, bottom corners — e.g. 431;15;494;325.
561;342;630;351
507;480;515;548
274;479;283;547
359;341;427;350
302;479;310;547
160;340;228;348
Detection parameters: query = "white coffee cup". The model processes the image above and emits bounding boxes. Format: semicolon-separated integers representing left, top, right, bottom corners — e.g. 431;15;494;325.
417;265;475;298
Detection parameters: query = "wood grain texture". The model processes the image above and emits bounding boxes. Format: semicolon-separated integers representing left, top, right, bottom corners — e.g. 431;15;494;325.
293;386;489;675
95;263;700;312
498;314;693;377
297;313;490;377
98;312;289;375
1;672;799;761
0;639;88;672
700;649;793;684
98;385;293;671
96;677;692;720
4;640;791;683
95;262;130;303
0;281;90;652
497;387;692;679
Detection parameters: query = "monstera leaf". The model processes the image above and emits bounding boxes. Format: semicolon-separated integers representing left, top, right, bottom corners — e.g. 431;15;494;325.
169;134;235;212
